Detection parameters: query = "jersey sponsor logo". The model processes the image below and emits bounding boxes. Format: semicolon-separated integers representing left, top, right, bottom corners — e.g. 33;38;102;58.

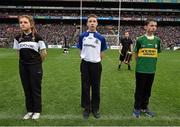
83;44;96;48
148;44;153;46
19;43;35;49
138;48;158;58
19;42;39;52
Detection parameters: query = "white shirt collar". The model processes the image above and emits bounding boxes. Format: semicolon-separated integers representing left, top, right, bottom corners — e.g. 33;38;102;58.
145;34;154;40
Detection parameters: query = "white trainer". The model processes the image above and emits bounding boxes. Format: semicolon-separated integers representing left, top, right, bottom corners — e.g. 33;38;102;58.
23;112;33;120
31;113;40;120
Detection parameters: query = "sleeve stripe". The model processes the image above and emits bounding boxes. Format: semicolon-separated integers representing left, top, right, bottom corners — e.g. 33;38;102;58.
13;39;19;49
38;40;46;50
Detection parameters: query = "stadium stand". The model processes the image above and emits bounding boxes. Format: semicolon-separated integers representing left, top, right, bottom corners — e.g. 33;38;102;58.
0;0;180;49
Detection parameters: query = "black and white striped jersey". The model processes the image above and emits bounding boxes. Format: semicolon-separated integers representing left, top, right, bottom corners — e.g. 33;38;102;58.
13;32;46;64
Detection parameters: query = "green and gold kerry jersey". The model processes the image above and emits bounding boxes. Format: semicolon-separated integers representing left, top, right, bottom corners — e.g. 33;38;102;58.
134;35;161;73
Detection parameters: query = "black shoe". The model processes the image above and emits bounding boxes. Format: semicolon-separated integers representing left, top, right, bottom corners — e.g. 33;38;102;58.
118;65;121;71
92;110;100;119
83;109;90;119
128;65;131;70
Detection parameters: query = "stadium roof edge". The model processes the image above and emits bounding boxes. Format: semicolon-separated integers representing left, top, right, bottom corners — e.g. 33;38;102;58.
1;0;180;3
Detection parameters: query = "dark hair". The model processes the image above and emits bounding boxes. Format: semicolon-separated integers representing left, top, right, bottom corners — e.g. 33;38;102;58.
87;14;98;20
144;18;157;26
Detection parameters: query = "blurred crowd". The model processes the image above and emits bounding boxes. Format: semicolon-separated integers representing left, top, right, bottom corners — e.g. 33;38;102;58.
0;23;76;48
0;9;180;20
0;23;180;49
1;9;180;48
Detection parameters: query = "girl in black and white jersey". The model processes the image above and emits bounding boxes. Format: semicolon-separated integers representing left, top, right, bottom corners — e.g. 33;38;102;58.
13;15;47;120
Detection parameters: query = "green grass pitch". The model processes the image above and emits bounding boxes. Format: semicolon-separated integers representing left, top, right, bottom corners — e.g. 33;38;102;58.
0;48;179;126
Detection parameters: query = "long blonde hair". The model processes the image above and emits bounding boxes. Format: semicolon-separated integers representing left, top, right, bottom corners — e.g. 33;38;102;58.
18;15;37;41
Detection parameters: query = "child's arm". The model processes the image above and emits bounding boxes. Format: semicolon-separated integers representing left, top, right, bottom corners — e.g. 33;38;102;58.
40;49;47;62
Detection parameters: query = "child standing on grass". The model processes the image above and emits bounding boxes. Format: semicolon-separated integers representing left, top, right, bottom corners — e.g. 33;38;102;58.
77;14;107;119
13;15;47;120
133;18;161;118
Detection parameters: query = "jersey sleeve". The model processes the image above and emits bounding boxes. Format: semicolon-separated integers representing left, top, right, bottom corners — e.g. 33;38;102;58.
37;34;46;50
101;37;107;52
158;38;161;53
134;38;141;53
13;38;19;50
77;34;83;50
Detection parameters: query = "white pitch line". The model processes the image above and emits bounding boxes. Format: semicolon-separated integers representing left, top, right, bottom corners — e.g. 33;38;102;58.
39;114;180;120
0;114;179;120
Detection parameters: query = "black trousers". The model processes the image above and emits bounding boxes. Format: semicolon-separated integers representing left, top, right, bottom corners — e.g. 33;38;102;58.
134;72;155;110
119;50;127;62
19;63;43;113
80;60;102;112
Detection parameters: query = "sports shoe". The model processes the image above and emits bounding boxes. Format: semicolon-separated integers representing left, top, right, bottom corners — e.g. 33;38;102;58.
83;109;90;119
92;110;100;119
32;113;40;120
133;109;141;118
23;112;33;120
141;109;155;117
